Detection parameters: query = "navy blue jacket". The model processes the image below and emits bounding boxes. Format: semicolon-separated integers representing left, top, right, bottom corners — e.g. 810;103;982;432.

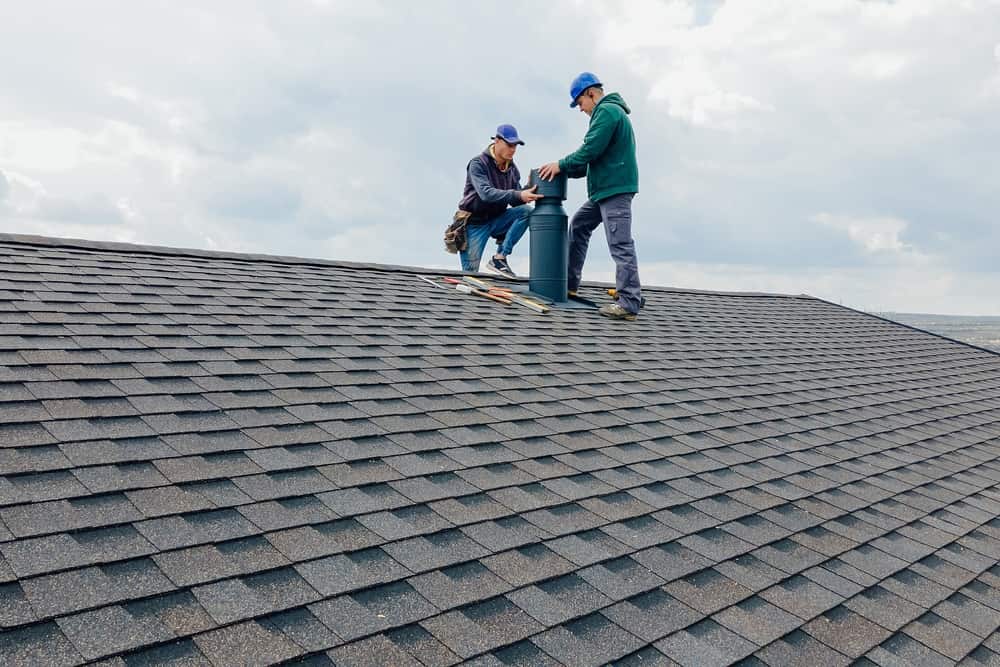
458;148;524;223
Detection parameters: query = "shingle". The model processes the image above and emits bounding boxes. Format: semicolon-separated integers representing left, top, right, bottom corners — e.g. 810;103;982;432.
1;492;144;538
633;542;713;583
232;467;337;500
59;435;177;467
390;472;479;503
603;588;701;643
325;633;421;667
117;637;213;666
866;632;954;667
126;484;215;518
135;508;258;550
430;493;512;525
522;502;605;536
753;539;827;575
713;595;802;646
0;469;89;504
680;527;755;563
319;459;400;487
72;462;170;493
421;596;544;659
932;592;1000;638
0;621;84;666
183;479;253;507
452;464;533;493
21;557;174;618
266;518;382;562
802;606;892;659
0;444;72;475
461;515;550;552
409;561;512;610
126;589;216;637
881;568;952;608
1;524;156;578
385;624;462;667
487;482;567;512
153;536;288;586
383;528;488;573
265;608;340;653
506;573;611;626
44;416;156;442
654;503;718;535
310;581;438;640
754;629;852;667
56;604;175;660
357;504;452;542
655;619;758;667
193;568;319;624
317;483;410;516
295;547;410;596
714;554;787;593
482;543;576;587
665;568;754;615
193;619;302;666
578;555;666;601
153;451;263;483
901;611;982;661
531;612;645;667
759;574;845;620
0;581;37;626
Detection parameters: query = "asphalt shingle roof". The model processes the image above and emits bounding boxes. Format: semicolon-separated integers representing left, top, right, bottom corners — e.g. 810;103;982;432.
1;232;1000;665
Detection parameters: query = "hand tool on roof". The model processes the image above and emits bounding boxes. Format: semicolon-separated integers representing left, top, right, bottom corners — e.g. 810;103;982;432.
462;275;494;291
455;283;512;305
417;275;446;289
508;294;550;313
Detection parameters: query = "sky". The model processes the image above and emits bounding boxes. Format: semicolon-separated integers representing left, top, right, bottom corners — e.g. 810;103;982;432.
1;0;998;315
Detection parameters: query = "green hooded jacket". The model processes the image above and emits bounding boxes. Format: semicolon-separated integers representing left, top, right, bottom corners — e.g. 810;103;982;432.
558;92;638;203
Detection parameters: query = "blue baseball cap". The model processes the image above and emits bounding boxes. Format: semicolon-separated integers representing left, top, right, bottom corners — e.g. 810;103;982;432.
570;72;602;108
493;124;524;146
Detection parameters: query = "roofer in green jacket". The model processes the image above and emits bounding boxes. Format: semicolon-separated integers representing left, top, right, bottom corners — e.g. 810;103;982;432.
539;72;641;321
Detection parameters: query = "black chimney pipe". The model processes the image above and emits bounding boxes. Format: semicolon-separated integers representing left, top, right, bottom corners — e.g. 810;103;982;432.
527;169;568;303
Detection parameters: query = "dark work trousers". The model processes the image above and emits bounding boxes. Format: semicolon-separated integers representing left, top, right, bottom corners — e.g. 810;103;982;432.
567;193;642;314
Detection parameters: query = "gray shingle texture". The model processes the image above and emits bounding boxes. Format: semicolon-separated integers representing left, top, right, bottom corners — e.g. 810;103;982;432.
1;233;1000;665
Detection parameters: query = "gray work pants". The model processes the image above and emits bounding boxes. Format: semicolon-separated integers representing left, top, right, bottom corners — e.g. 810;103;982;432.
567;193;642;314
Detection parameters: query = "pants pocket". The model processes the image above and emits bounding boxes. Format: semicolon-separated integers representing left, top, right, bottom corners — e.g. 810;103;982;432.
606;212;630;244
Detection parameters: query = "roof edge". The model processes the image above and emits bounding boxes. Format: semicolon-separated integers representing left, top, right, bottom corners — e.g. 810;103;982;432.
0;231;818;301
818;297;1000;358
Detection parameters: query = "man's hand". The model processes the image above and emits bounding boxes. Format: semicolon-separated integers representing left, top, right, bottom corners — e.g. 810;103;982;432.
538;162;561;181
519;185;542;203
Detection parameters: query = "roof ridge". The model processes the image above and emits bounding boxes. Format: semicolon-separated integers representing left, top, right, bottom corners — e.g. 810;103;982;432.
0;232;817;300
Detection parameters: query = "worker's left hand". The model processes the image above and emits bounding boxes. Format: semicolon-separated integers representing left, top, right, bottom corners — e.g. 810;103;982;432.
538;162;561;181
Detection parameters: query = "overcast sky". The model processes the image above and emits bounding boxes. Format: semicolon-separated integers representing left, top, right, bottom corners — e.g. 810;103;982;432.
1;0;998;315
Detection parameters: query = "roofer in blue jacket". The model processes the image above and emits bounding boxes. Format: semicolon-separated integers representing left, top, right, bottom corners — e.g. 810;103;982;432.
539;73;642;321
455;124;541;277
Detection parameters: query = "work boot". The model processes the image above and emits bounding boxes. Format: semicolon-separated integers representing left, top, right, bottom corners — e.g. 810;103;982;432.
485;256;516;278
598;303;637;321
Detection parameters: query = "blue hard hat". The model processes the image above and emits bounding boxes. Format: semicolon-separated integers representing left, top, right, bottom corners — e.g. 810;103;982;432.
569;72;602;108
493;124;524;145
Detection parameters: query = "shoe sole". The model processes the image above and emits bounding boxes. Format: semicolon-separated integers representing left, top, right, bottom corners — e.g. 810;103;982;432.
483;264;515;279
599;311;636;321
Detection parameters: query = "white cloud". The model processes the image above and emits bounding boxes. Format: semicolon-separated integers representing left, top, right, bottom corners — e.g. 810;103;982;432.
811;213;926;261
0;1;998;314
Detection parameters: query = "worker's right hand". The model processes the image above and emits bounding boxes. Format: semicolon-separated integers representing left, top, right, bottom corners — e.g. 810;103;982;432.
519;185;542;203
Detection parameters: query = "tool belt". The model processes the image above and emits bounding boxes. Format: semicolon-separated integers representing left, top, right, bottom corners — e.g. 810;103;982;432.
444;210;471;254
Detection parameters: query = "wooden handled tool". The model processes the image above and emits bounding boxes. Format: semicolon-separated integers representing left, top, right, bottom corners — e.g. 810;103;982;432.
455;283;511;305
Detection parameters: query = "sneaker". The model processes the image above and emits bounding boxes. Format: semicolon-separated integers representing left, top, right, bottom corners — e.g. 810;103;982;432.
598;303;637;321
568;289;578;298
485;256;516;278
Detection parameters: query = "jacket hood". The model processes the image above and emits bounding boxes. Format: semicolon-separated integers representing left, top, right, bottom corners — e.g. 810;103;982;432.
598;92;630;115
